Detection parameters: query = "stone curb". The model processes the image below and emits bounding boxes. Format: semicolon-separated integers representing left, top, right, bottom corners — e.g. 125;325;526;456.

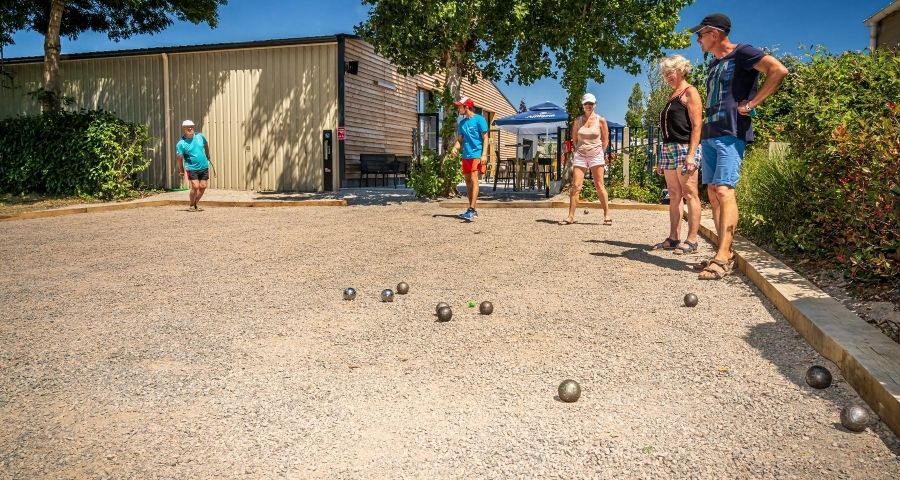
698;218;900;436
0;198;347;222
439;200;669;211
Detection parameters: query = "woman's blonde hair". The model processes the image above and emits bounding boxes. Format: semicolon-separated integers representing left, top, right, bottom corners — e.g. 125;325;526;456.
659;55;692;76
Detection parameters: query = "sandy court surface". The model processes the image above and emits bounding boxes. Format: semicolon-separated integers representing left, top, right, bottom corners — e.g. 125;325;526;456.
1;202;898;479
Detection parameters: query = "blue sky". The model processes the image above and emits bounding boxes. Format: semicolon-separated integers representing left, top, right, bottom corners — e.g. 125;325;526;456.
4;0;889;123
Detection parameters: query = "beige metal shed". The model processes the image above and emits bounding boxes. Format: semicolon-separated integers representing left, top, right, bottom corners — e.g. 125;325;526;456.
0;35;517;192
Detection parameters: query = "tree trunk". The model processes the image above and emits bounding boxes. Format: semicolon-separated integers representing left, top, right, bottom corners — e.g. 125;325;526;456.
42;0;65;113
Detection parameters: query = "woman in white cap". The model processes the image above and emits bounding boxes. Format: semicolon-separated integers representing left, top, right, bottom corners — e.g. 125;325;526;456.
559;93;611;225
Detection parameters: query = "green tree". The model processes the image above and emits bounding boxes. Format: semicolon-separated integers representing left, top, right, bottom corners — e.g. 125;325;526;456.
625;83;645;130
3;1;226;112
643;60;670;138
357;0;694;196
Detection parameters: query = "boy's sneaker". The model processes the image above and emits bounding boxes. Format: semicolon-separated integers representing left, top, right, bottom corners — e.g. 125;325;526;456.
458;207;473;219
460;209;476;222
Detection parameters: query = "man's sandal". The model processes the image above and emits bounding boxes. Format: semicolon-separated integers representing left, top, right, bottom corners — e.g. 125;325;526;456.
558;217;577;225
603;218;613;226
653;238;679;250
673;240;698;255
698;258;731;280
691;254;735;271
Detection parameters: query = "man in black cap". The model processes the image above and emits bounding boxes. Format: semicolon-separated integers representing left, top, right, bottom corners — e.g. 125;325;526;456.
690;13;788;280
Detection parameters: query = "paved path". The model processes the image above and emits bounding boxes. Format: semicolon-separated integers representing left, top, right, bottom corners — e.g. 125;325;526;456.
1;202;897;478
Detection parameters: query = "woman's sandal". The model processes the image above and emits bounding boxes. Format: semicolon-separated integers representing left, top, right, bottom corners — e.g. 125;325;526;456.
558;217;577;225
603;218;613;226
698;258;731;280
673;240;698;255
653;237;679;250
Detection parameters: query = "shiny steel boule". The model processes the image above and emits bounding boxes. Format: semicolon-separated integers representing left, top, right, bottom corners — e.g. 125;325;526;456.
396;282;410;294
558;379;581;403
381;289;395;302
436;302;450;313
342;287;357;301
805;365;833;389
479;301;494;315
436;306;453;322
684;293;699;308
840;405;870;432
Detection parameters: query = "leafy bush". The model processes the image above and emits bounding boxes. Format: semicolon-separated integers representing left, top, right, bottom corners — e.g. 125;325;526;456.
605;146;664;203
0;110;152;199
744;49;899;284
407;149;463;199
736;147;813;251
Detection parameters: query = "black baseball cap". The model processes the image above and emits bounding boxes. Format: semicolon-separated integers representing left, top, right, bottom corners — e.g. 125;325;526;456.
689;13;731;34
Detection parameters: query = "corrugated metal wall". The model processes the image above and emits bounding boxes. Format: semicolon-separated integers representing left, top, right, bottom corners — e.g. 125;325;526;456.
0;56;167;186
169;44;337;191
0;43;338;191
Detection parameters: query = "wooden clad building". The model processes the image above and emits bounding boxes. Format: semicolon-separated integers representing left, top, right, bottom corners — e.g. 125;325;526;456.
0;35;516;192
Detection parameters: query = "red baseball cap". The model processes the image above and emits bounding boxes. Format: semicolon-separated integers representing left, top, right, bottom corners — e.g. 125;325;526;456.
453;96;475;108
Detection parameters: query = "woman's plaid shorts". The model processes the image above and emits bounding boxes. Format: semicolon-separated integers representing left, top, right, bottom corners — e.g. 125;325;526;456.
659;143;700;170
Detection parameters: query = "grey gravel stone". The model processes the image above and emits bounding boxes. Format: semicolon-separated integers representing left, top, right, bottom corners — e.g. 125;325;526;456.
0;204;898;478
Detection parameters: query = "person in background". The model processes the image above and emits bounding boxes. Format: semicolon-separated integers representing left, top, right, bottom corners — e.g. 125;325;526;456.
176;120;211;212
559;93;611;226
450;96;489;222
653;54;702;255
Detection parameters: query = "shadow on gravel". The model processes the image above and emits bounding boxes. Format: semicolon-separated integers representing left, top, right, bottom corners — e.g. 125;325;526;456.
432;214;465;221
588;239;693;272
741;278;900;453
535;219;601;225
256;188;424;206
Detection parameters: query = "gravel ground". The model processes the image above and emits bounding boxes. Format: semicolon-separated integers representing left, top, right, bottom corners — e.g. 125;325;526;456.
1;202;898;479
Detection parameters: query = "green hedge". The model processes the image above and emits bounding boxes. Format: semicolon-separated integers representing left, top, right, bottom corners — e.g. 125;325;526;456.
0;110;152;200
744;49;899;284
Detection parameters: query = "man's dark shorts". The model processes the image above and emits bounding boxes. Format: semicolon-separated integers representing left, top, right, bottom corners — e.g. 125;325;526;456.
186;169;209;181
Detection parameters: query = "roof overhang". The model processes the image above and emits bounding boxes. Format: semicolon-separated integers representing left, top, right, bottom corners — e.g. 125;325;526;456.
0;34;356;65
864;0;900;26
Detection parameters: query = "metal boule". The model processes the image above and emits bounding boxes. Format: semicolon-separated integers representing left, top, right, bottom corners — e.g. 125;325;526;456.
437;306;453;322
840;405;870;432
479;301;493;315
558;379;581;403
396;282;410;294
342;287;357;300
381;289;394;302
684;293;699;308
436;302;449;313
805;365;832;389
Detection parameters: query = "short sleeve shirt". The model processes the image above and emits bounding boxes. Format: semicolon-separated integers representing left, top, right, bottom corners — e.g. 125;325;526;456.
176;133;209;171
457;114;489;159
702;44;766;142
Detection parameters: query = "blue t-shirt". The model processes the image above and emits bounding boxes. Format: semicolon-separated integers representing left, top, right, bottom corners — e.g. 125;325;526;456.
457;114;489;159
702;44;766;142
176;133;209;171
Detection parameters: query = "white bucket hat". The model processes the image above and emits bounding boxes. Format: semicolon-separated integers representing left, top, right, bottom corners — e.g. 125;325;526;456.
581;93;596;104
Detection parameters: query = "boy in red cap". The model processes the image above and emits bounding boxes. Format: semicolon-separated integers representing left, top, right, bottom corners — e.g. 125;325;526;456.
450;96;489;222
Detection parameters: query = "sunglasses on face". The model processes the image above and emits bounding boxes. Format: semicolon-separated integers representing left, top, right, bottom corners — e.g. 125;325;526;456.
583;103;595;107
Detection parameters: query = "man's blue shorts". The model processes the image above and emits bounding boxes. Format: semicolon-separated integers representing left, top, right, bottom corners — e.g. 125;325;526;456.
700;136;746;188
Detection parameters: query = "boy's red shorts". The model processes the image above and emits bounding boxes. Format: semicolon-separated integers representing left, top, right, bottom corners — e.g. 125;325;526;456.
461;158;486;174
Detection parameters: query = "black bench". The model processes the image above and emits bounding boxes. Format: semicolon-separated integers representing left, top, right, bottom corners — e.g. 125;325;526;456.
359;153;409;188
359;154;395;187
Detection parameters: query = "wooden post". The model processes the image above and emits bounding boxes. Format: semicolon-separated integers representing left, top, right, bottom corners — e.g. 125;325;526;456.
622;127;630;189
